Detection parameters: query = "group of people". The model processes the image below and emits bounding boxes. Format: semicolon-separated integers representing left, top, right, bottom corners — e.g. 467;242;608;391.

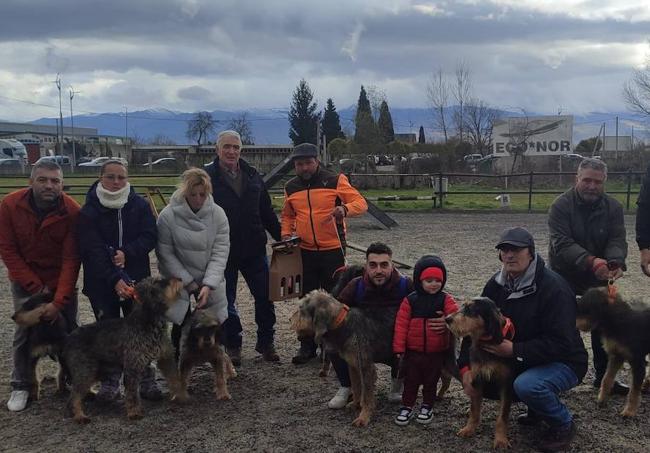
0;131;369;412
0;133;648;451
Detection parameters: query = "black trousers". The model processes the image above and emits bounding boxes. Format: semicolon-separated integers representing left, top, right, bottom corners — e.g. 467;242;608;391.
301;248;345;294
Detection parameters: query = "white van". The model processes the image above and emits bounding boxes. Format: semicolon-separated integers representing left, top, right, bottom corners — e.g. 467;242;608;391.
0;139;28;161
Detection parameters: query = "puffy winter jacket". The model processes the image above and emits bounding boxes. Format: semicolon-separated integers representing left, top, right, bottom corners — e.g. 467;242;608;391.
156;191;230;324
78;181;157;300
0;188;80;308
393;255;458;354
281;166;367;251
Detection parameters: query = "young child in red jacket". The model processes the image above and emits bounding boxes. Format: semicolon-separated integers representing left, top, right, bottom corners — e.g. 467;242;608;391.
393;255;458;426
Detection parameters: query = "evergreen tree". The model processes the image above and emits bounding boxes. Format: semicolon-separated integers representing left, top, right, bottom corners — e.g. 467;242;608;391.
354;85;377;144
288;79;319;145
321;98;344;142
418;125;426;144
377;100;395;144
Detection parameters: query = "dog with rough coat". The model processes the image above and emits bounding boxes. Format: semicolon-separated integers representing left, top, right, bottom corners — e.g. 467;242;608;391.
11;292;72;400
576;286;650;417
63;277;188;423
179;309;237;400
445;297;516;449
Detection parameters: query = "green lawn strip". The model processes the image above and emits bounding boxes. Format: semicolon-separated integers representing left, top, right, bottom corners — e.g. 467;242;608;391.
0;176;642;212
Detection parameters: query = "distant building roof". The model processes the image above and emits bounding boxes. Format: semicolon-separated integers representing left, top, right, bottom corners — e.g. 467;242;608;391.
0;121;98;137
394;133;417;144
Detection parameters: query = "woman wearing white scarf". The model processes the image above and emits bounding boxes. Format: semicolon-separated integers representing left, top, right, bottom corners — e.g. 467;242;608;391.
156;168;230;354
77;159;160;400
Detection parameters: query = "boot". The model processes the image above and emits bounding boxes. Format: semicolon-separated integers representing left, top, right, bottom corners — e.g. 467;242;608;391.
256;343;280;362
291;338;317;365
538;420;576;452
139;366;163;401
96;373;121;402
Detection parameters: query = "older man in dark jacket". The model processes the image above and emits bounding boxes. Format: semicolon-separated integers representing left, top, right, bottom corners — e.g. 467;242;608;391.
205;130;281;365
548;157;627;393
458;227;587;452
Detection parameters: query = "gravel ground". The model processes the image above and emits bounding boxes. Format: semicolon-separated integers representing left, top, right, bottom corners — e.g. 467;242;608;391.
0;211;649;452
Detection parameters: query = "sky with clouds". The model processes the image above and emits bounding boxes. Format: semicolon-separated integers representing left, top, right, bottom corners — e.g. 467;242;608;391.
1;0;649;122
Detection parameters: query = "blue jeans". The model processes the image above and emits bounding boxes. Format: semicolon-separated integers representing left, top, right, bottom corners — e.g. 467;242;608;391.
222;254;275;350
513;362;578;427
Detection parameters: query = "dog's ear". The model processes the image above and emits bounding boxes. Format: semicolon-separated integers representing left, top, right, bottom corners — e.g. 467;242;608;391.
311;293;336;344
484;305;504;344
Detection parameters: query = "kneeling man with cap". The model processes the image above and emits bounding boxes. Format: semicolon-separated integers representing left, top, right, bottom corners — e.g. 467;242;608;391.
457;227;587;452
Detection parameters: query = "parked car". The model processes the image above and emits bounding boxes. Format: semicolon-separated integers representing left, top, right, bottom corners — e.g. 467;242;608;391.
36;155;71;166
78;156;128;167
141;157;177;167
463;154;483;163
0;158;23;172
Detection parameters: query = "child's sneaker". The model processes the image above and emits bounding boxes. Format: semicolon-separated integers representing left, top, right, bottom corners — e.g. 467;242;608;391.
395;406;415;426
416;404;434;424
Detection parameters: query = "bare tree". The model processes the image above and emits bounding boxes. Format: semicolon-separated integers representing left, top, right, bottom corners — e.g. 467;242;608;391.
426;68;450;143
451;61;473;142
463;98;500;155
624;57;650;116
366;85;387;122
227;112;255;145
186;111;218;146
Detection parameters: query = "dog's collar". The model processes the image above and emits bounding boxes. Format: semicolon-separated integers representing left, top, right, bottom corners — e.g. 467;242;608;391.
479;316;515;342
330;304;350;330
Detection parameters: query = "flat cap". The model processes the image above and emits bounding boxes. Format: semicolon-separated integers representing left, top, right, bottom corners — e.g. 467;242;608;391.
495;227;535;249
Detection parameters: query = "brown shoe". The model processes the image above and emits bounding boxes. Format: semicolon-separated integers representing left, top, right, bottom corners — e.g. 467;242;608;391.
259;344;280;362
227;347;242;367
538;421;576;452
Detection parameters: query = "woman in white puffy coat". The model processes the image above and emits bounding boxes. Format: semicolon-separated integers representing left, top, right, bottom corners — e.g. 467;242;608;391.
156;168;230;350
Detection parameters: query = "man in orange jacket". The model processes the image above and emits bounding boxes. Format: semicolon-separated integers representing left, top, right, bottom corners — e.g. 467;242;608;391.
0;160;80;412
281;143;368;364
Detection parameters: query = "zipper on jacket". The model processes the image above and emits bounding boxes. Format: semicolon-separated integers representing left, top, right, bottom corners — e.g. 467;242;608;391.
118;208;123;247
306;184;319;250
423;314;428;353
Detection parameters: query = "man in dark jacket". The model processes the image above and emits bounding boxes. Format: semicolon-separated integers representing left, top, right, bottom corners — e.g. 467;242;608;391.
635;162;650;276
205;130;282;365
327;242;414;409
548;157;627;393
458;227;587;452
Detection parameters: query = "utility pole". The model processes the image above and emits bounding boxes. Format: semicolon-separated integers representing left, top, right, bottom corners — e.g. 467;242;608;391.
124;107;128;159
56;74;64;156
69;87;80;169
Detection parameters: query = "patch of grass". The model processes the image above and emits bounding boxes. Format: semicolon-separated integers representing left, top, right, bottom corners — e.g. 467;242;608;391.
0;175;642;212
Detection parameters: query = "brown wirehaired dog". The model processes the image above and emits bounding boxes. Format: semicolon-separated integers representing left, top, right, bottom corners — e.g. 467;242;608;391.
62;277;188;423
11;292;72;400
445;297;516;449
291;289;457;427
576;287;650;417
179;309;236;400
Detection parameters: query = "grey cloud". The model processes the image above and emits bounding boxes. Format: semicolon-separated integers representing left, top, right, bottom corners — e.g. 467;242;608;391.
177;85;213;101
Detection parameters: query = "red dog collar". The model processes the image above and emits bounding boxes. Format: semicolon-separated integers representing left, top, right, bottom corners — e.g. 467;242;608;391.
331;304;350;329
480;316;515;342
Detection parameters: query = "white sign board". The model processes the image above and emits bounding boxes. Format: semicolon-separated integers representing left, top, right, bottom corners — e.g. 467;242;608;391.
493;115;573;156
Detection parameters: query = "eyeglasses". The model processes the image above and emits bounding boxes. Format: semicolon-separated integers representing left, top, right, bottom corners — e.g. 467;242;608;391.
102;174;127;181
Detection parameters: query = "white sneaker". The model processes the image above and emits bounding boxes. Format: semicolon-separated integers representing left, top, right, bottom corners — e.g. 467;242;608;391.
7;390;29;412
327;386;352;409
388;378;403;403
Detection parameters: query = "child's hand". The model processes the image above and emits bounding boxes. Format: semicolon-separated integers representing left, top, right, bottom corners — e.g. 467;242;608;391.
395;353;403;360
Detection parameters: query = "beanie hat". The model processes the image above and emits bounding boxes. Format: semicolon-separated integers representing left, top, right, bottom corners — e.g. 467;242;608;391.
419;266;444;282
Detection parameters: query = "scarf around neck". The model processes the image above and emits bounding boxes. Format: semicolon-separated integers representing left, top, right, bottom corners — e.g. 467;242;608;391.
96;182;131;209
495;253;538;300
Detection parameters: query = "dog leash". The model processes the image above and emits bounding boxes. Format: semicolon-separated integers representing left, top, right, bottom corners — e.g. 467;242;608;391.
607;279;618;304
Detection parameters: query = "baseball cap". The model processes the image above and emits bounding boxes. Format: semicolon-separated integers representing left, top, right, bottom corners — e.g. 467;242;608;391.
291;143;318;160
495;227;535;249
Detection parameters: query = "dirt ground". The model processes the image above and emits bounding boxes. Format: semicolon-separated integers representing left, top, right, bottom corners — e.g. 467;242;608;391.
1;211;650;452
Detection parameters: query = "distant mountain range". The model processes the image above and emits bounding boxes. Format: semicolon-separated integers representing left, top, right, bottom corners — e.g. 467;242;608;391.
28;107;648;145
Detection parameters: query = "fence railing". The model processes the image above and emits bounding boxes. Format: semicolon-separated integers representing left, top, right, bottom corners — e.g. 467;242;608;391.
348;171;645;212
